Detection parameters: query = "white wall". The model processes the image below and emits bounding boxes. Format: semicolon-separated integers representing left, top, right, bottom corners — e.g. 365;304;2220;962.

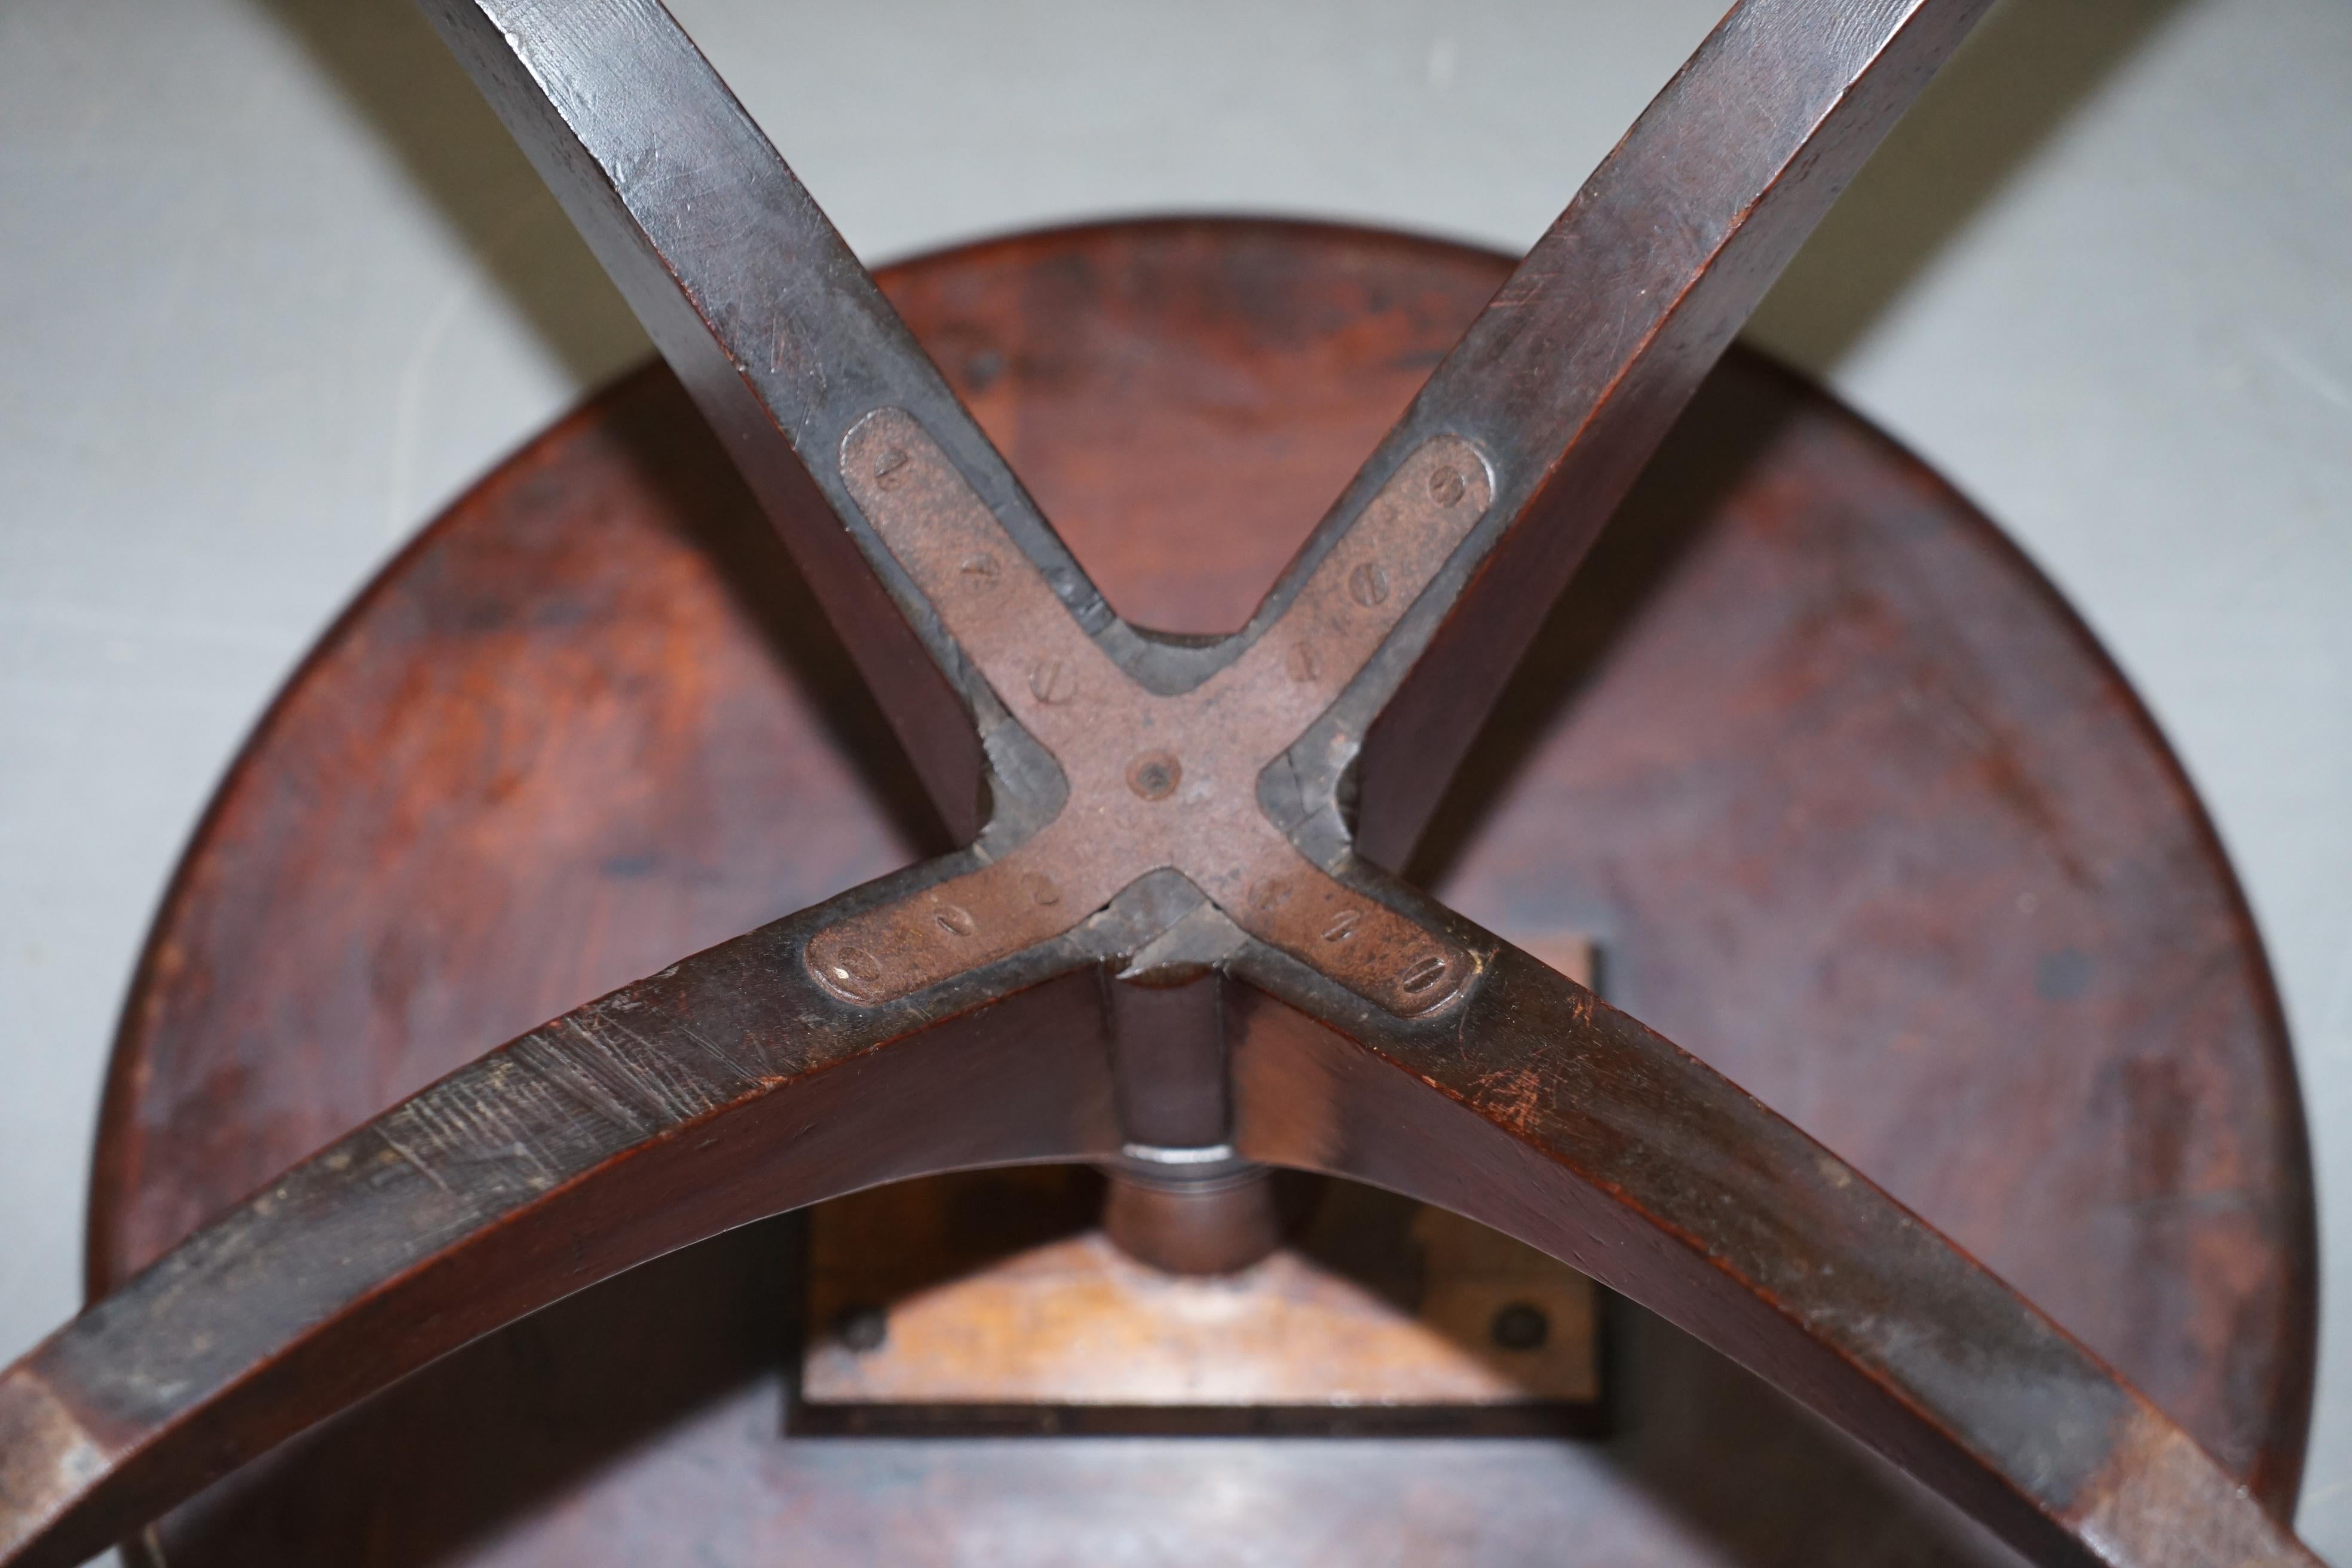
2;0;2346;1554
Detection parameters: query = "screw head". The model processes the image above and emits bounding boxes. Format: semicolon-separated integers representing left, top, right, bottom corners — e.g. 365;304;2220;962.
960;552;1002;590
1490;1301;1549;1352
933;904;977;938
1126;750;1181;801
1428;464;1467;506
1248;876;1295;912
1022;872;1062;906
819;944;886;1003
835;1303;889;1353
1348;561;1391;608
1028;659;1079;705
872;446;911;489
1398;951;1451;995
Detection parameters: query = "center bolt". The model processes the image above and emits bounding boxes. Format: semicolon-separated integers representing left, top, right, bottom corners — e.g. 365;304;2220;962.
1126;750;1182;801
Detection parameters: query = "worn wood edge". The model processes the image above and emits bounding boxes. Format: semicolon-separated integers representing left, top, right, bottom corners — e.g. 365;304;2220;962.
1221;945;2315;1564
82;376;679;1305
1715;352;2320;1511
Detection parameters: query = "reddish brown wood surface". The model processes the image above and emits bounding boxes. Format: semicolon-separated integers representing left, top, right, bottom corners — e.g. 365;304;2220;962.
2;1;2318;1559
1286;0;2000;870
77;220;2313;1565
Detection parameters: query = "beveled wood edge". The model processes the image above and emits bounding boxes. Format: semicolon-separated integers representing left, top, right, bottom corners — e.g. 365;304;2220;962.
1226;938;2315;1564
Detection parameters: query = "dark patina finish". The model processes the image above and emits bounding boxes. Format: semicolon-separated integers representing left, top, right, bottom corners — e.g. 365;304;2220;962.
0;1;2323;1564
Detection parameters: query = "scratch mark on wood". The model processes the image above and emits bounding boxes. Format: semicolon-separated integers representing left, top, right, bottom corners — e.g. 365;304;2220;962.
376;1127;454;1198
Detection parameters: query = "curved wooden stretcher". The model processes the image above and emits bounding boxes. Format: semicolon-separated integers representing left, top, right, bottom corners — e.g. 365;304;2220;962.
0;1;2323;1563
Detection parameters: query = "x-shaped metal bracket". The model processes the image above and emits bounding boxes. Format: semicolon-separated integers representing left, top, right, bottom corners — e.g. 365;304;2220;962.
809;411;1491;1018
0;1;2323;1565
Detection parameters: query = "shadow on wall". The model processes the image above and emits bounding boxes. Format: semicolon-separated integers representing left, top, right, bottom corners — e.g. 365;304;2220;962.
1752;0;2194;372
249;0;647;391
252;0;2193;405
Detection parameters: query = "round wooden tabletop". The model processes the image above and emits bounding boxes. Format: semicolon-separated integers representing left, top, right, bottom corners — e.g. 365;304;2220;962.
90;219;2313;1566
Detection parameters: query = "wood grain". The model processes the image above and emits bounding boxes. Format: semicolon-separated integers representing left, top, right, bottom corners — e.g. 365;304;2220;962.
61;220;2313;1565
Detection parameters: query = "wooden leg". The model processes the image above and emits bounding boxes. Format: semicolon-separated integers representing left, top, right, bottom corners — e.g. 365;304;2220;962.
0;896;1117;1568
2;0;2323;1561
1229;939;2314;1567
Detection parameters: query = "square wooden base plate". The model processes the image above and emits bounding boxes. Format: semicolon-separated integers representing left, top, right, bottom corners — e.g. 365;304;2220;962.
795;936;1605;1437
792;1168;1605;1436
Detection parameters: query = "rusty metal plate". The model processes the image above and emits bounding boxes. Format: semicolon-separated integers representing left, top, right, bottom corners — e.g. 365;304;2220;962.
809;411;1490;1016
